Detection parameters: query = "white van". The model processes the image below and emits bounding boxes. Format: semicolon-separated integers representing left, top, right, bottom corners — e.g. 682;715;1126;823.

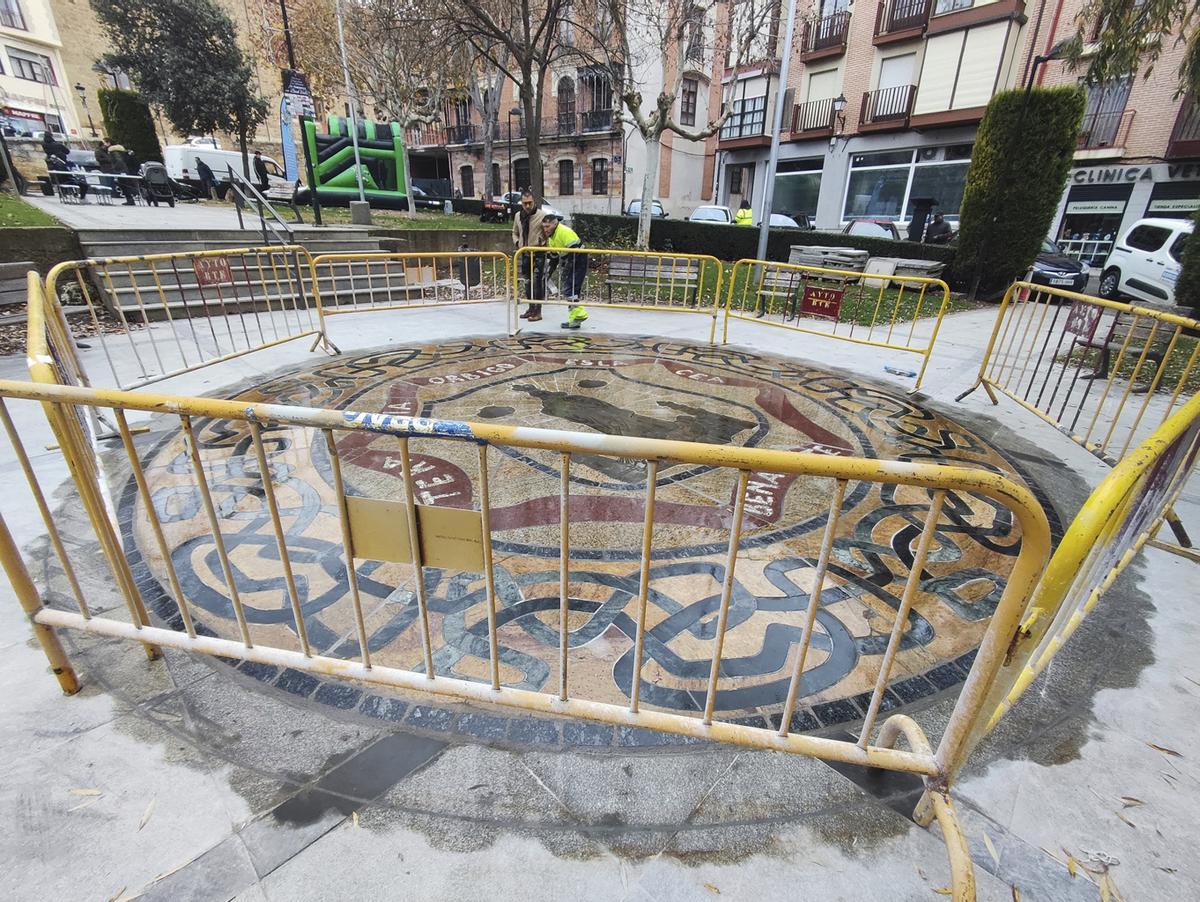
162;145;289;198
1099;217;1194;306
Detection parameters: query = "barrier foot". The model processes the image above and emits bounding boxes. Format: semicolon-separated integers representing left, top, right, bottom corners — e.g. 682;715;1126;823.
0;512;81;695
310;333;341;356
954;381;980;403
1164;507;1192;548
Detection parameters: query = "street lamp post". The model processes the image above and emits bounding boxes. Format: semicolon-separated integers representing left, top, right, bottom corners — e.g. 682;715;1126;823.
278;0;323;225
73;83;97;138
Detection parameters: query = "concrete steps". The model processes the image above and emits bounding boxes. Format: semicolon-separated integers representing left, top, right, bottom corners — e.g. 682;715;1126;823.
74;228;381;262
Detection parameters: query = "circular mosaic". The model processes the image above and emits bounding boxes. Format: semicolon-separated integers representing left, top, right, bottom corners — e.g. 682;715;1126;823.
124;335;1040;738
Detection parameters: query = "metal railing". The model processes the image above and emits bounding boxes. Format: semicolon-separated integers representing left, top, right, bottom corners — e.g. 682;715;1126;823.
801;11;851;53
956;281;1198;558
44;246;330;393
511;246;724;342
861;85;917;127
226;166;296;246
1077;109;1135;149
875;0;931;34
722;258;952;391
720;98;768;140
310;251;513;338
6;270;1062;894
791;97;836;134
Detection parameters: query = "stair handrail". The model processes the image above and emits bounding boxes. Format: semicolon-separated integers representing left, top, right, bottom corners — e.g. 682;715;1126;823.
226;165;295;247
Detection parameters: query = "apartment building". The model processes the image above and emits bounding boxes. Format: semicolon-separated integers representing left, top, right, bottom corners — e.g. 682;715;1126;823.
715;0;1200;242
1038;0;1200;262
0;0;81;137
405;6;721;217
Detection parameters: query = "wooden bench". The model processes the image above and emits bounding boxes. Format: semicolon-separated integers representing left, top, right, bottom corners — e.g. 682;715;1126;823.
264;180;305;224
1078;306;1174;391
604;255;703;306
752;266;805;317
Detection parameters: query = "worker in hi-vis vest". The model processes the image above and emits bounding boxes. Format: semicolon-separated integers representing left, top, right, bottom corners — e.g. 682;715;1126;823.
735;198;753;226
541;213;589;329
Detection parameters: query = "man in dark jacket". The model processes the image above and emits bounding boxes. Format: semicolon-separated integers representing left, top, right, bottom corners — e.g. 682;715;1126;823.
924;212;953;244
253;150;270;192
195;157;216;199
512;189;546;322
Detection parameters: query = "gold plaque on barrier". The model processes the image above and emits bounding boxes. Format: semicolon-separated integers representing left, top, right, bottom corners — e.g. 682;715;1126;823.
344;496;485;571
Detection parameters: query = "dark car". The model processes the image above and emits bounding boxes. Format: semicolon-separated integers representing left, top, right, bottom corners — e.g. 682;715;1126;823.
1029;238;1087;293
625;199;667;218
410;185;447;210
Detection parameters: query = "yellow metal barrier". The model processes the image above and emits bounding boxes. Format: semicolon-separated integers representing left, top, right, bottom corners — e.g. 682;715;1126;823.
957;281;1198;558
1;348;1057;899
511;246;724;342
962;393;1200;770
721;259;953;392
43;245;329;391
309;251;514;343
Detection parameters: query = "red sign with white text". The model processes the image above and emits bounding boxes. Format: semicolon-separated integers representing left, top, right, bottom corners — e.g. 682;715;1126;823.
194;256;234;287
799;285;844;320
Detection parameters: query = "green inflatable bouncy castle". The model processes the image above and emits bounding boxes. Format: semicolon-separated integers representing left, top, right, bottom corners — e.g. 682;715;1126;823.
297;115;412;209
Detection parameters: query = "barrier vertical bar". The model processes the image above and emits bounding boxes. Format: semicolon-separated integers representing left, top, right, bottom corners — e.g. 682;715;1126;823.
323;429;371;668
0;511;80;694
628;459;660;714
559;452;571;701
398;437;436;679
703;469;751;725
477;444;501;691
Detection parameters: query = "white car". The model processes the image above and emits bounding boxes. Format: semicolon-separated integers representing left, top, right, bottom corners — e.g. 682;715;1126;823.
688;205;734;223
1099;217;1193;306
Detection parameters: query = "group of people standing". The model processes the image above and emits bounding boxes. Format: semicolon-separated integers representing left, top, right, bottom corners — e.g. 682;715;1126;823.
512;189;590;329
43;133;140;205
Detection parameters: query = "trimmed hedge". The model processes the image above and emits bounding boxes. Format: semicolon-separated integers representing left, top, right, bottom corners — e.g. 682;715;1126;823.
1174;207;1200;319
955;87;1085;293
97;88;163;163
571;213;957;266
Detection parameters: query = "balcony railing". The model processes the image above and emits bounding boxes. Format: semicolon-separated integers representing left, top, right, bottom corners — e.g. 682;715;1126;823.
875;0;931;34
445;124;476;144
792;97;836;134
405;111;616;148
801;11;851;55
1167;99;1200;158
580;109;614;131
860;85;917;128
405;125;445;148
1077;109;1134;150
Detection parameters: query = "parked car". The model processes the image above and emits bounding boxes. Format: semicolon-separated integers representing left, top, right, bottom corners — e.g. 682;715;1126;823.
409;184;448;210
843;218;900;240
762;213;812;229
625;199;667;218
1029;239;1088;293
688;205;734;223
1099;217;1193;306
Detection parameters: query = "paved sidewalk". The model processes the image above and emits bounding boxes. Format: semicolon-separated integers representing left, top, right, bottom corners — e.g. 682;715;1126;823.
1;302;1196;900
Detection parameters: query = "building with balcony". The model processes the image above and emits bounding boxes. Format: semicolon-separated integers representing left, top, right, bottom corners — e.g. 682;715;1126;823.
717;0;1199;244
0;0;80;138
1037;2;1200;262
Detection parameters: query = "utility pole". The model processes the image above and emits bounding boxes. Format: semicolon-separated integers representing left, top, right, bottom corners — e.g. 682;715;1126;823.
279;0;323;225
334;0;367;203
754;0;799;262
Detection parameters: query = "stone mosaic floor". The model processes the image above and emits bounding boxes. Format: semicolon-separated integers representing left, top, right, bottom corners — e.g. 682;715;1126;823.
123;335;1041;737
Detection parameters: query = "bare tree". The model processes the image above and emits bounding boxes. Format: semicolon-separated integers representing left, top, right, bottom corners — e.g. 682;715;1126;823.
574;0;773;246
443;0;570;197
459;45;511;198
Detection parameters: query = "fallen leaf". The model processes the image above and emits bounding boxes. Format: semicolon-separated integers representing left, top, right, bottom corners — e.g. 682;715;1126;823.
1119;797;1143;808
1011;888;1021;902
1147;742;1183;758
1098;871;1126;902
70;788;102;796
138;797;156;831
1114;810;1136;828
68;798;100;813
352;810;359;828
105;888;126;902
1156;866;1178;874
982;831;1000;868
704;884;720;895
1065;853;1078;878
933;889;954;896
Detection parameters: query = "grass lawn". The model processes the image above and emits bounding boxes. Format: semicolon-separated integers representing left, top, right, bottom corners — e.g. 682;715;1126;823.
0;191;59;227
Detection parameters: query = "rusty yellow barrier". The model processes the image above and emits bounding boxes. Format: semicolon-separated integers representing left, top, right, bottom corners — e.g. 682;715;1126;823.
310;251;514;345
511;246;724;342
957;281;1198;560
721;259;953;392
43;245;329;392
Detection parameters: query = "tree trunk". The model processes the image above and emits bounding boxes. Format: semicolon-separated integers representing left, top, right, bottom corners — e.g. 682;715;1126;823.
636;134;662;250
238;120;250;179
520;78;544;198
482;117;496;198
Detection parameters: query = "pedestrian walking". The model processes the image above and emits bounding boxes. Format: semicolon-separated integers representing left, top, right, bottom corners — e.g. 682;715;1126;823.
513;189;546;322
107;144;138;205
253;150;269;192
195;157;216;199
541;213;589;329
735;198;753;226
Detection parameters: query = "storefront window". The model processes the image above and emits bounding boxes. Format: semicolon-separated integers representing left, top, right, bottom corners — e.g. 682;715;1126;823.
842;145;973;222
773;159;822;219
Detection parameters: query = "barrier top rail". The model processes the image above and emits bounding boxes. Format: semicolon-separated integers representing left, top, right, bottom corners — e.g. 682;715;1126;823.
722;258;953;392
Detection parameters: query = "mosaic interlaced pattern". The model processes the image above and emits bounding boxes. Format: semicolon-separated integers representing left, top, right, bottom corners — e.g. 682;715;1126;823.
125;336;1039;728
